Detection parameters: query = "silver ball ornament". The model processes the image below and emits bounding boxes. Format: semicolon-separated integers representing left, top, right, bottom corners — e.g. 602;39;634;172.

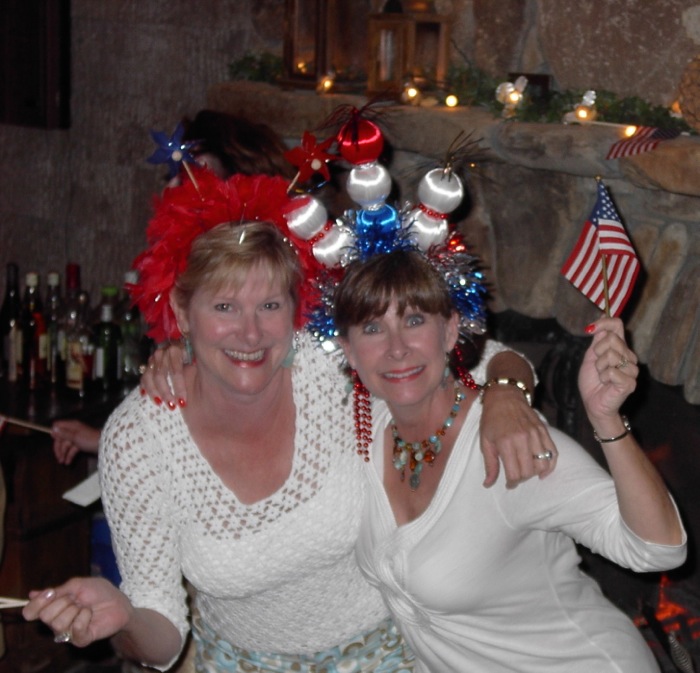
285;195;328;240
346;163;391;210
405;208;449;250
417;169;464;215
312;223;356;267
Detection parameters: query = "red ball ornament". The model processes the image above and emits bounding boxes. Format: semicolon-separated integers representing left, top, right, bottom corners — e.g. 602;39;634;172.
337;119;384;165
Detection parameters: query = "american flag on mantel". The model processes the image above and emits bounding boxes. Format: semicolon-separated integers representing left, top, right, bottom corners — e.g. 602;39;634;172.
606;126;681;160
561;179;640;317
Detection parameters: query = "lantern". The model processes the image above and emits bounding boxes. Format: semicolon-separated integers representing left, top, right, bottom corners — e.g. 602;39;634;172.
367;6;450;96
283;0;370;91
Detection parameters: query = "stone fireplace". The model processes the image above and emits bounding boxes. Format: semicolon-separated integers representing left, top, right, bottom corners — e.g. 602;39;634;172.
208;80;700;405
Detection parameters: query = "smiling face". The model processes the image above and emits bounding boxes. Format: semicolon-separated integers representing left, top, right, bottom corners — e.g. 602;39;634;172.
173;263;295;398
334;250;460;414
169;221;301;399
341;300;458;412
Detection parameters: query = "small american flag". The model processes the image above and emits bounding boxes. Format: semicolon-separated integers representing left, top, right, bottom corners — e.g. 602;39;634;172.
606;126;680;160
561;180;640;317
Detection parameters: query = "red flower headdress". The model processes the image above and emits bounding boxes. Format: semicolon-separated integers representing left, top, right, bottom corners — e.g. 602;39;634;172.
130;166;326;343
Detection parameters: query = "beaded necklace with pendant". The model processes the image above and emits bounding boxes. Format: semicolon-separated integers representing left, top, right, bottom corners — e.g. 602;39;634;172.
391;382;465;491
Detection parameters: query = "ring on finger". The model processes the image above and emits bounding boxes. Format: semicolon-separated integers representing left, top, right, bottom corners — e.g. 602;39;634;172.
534;450;554;461
615;357;629;370
54;631;72;644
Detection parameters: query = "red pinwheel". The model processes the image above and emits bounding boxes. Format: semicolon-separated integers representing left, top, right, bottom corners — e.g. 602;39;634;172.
284;132;336;187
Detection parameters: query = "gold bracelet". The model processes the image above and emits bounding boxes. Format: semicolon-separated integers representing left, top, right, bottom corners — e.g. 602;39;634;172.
593;416;631;443
480;377;533;407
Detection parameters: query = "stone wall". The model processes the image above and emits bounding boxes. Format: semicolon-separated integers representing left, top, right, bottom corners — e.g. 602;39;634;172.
0;0;698;351
209;81;700;404
0;0;283;301
447;0;700;107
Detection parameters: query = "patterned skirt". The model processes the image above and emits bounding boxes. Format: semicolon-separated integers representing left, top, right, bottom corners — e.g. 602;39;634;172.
192;613;415;673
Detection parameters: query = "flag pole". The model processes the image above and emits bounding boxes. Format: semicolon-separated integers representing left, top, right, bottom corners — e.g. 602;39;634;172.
594;176;612;317
600;255;611;317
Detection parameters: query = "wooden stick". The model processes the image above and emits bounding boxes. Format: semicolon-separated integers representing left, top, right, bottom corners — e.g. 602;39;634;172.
0;597;29;609
601;255;611;317
286;170;301;195
1;416;53;435
182;161;202;198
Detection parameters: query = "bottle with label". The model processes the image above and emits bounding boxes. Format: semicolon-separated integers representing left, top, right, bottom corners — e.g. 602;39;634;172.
0;263;21;382
20;272;47;390
65;290;94;397
94;286;122;392
118;270;143;387
44;270;65;387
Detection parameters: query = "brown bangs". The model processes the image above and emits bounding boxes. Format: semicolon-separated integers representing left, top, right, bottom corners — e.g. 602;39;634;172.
334;250;453;336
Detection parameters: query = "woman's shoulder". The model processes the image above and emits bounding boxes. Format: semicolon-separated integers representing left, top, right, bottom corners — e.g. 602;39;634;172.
103;386;150;433
101;386;185;456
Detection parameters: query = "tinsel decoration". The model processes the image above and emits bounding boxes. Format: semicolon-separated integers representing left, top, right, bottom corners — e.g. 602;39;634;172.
303;119;487;352
428;231;487;336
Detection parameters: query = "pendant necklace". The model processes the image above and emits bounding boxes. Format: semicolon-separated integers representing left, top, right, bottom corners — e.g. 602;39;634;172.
391;382;465;491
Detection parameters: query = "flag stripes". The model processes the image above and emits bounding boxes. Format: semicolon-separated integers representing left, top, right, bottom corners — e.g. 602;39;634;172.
561;180;640;317
606;126;681;160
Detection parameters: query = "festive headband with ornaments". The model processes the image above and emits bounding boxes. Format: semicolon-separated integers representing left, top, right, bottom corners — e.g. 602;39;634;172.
134;109;487;355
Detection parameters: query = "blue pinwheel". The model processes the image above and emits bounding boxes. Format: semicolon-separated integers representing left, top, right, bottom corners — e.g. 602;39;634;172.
146;123;197;179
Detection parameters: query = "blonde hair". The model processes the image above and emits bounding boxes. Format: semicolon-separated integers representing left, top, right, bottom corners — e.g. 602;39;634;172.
172;221;302;312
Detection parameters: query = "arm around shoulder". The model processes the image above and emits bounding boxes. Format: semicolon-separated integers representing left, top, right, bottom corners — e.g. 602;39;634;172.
477;341;558;488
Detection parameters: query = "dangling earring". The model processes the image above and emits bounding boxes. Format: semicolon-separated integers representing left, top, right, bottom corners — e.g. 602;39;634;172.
282;331;300;368
351;369;372;462
442;352;451;388
181;332;194;365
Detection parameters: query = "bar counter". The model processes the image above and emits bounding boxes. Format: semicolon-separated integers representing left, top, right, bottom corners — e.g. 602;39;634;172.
0;380;129;672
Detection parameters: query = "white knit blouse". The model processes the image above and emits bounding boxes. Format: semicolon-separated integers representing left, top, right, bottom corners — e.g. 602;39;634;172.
98;334;503;668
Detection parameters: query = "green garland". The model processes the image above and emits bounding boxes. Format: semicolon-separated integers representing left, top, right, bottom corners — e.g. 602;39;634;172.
228;53;692;133
446;64;692;132
229;52;284;83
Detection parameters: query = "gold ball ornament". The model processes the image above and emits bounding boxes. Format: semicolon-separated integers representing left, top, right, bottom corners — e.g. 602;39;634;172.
678;54;700;132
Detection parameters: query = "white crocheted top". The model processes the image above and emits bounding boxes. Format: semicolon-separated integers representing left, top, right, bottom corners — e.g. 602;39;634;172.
99;334;504;667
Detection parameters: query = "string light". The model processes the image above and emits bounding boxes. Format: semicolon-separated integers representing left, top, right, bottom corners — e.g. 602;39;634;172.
316;71;335;94
495;76;528;117
562;90;640;135
401;78;422;105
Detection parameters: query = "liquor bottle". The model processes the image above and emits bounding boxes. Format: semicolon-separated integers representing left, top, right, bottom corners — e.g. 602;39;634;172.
118;270;143;387
0;263;21;382
20;272;47;390
61;263;82;375
65;290;94;397
94;286;122;391
44;270;65;387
